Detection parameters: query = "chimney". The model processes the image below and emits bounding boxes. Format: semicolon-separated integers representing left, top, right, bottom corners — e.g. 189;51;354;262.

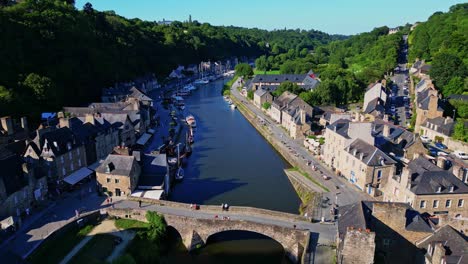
428;95;438;113
436;156;446;169
444;117;452;125
85;114;95;125
300;109;306;124
383;124;390;138
359;152;364;161
372;203;407;230
21;117;28;133
383;114;389;122
59;118;71;129
1;116;14;135
432;243;446;264
353;149;358;156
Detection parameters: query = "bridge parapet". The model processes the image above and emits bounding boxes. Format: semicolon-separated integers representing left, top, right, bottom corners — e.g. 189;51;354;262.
127;196;306;222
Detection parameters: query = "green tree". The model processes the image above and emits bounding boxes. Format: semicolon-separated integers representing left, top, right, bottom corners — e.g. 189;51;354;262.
22;73;55;101
247;90;254;100
255;55;269;71
145;211;167;242
444;76;464;96
235;63;253;78
453;121;468;142
112;254;136;264
262;102;271;109
273;81;303;97
431;53;468;92
0;86;12;102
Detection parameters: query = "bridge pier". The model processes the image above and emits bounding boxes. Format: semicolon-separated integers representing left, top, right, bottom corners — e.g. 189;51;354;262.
183;230;205;251
285;242;305;263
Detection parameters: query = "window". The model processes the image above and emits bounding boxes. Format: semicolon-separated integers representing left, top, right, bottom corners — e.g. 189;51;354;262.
433;200;439;208
383;239;391;247
393;187;399;195
115;179;120;184
436;186;442;193
446;200;452;208
377;170;382;182
77;148;80;155
420;200;426;208
458;199;464;208
70;163;74;171
62;167;66;175
78;159;81;167
60;156;64;164
106;178;111;183
449;186;454;193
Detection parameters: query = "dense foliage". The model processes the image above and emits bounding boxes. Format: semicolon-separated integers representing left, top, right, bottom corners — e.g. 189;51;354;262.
255;26;402;106
409;3;468;96
0;0;339;119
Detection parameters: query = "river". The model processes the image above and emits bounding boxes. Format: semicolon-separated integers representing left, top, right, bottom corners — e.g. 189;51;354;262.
149;78;301;263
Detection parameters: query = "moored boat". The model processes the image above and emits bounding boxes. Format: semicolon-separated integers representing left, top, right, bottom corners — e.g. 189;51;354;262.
175;167;184;181
185;115;197;128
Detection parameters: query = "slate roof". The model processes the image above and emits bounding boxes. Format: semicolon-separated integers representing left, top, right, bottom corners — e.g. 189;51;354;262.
251;73;320;90
338;201;432;239
130;87;153;102
423;117;454;136
96;154;137;177
417;225;467;264
417;88;444;111
254;88;268;97
40;127;81;157
447;94;468;101
0;154;27;196
407;157;468;195
271;91;297;109
252;74;307;83
364;97;386;116
345;138;396;166
420;64;431;73
412;60;423;69
327;119;351;138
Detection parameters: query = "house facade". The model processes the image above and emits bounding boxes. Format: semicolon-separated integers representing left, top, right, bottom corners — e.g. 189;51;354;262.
250;71;320;92
253;89;273;109
96;154;141;197
414;87;443;133
420;117;455;144
384;157;468;220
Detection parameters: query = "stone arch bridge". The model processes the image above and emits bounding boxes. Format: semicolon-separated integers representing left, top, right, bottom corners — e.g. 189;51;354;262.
107;207;311;263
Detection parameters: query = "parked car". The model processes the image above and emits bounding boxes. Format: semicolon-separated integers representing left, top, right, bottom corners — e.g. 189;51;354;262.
454;151;468;160
420;135;432;143
322;175;330;180
435;142;447;149
390;105;396;112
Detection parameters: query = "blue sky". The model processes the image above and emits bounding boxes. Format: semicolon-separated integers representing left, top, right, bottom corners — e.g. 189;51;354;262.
75;0;465;35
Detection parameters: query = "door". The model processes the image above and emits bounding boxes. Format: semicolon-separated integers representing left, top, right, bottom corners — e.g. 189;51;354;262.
115;188;121;197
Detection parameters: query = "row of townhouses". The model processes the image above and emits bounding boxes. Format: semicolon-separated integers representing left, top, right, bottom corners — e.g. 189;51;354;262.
0;86;154;220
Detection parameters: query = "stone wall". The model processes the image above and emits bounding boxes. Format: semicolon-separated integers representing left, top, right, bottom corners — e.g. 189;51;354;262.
340;228;375;264
446;138;468;153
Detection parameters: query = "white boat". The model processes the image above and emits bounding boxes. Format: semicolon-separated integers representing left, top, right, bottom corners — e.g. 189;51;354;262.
227;99;233;105
184;84;197;91
193;78;209;85
230;104;237;109
175;167;184;181
185;115;197;128
168;157;178;166
223;96;229;100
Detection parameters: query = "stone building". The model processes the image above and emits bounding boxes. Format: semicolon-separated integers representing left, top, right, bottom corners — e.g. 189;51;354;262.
338;201;433;264
363;82;387;120
58;116;120;165
253;89;273;109
416;224;467;264
322;120;396;196
25;127;87;185
0;116;30;145
420;117;455;144
268;91;298;124
96;154;141;197
0;143;48;218
250;71;320;92
383;157;468;221
414;87;443;133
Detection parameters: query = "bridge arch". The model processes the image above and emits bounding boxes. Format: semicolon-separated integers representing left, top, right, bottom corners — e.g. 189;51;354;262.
164;215;308;263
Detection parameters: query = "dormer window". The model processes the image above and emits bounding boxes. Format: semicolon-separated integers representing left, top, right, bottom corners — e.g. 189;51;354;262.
449;186;454;193
67;142;72;150
436;186;442;193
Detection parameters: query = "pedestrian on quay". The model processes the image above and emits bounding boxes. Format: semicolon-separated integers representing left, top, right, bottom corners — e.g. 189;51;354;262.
139;200;142;208
293;224;296;229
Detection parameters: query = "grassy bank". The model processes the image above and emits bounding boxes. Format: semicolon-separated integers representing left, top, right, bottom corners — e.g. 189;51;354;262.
69;234;116;264
28;224;94;264
221;75;239;95
287;167;330;192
